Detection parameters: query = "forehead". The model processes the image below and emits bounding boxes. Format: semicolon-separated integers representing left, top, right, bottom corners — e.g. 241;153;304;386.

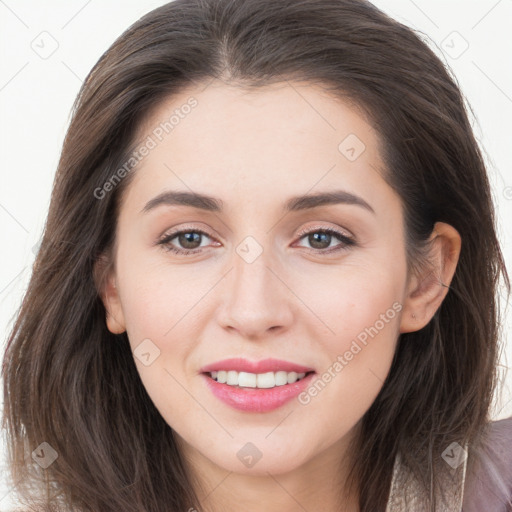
136;79;379;160
123;79;396;216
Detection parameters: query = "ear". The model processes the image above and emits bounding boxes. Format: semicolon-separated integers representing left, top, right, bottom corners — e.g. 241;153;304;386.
400;222;461;333
94;254;126;334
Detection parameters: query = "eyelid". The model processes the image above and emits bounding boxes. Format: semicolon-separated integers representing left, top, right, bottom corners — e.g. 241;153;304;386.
156;226;219;253
157;223;356;255
292;225;356;254
157;223;217;242
158;222;353;242
294;223;354;240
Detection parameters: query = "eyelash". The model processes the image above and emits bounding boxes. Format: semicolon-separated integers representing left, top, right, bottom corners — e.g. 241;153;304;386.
157;225;356;257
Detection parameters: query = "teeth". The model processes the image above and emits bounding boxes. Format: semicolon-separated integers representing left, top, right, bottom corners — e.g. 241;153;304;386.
227;370;238;385
238;372;257;388
287;371;298;384
275;371;288;386
209;370;308;388
257;371;276;388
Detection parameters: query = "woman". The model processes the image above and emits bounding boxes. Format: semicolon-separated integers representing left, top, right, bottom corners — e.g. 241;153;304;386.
2;0;512;510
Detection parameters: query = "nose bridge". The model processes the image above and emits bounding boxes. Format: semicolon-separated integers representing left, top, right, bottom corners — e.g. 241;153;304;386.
218;238;293;336
233;245;273;303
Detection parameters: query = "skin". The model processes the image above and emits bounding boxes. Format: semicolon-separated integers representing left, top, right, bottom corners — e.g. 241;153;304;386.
99;80;461;512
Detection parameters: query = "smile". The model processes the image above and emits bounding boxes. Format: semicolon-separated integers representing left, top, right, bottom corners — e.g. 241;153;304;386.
200;358;317;413
208;370;309;388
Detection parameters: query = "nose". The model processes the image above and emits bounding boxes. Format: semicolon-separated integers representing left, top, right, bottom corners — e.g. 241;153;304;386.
216;248;294;340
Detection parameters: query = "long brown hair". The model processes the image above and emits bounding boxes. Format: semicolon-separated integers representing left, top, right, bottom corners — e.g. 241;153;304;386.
2;0;509;510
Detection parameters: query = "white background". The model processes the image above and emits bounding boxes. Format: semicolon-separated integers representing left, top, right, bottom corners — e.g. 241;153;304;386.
1;0;511;508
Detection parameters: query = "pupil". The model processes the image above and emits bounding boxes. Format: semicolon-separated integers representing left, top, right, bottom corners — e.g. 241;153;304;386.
179;232;201;248
309;232;330;249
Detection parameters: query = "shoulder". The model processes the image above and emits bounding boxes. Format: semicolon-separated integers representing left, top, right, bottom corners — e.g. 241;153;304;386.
463;415;512;511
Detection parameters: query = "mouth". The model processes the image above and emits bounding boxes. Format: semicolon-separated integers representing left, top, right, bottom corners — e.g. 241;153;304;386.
200;358;317;412
204;370;315;389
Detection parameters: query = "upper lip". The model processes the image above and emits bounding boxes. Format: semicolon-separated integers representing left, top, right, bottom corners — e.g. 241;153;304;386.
200;358;315;374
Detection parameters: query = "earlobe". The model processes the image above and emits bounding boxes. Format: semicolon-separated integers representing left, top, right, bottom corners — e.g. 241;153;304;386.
104;277;127;334
94;255;127;334
400;222;461;334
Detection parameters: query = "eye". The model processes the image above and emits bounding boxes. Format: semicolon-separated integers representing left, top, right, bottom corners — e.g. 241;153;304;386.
294;227;356;254
157;228;219;256
157;225;356;256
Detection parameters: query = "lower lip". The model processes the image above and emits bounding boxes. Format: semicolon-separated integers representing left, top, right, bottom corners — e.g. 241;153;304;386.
202;372;316;412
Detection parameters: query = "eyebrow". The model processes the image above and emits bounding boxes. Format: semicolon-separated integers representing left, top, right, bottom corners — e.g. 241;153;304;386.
141;189;375;214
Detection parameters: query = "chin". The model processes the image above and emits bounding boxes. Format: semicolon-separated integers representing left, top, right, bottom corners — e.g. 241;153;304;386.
204;439;312;476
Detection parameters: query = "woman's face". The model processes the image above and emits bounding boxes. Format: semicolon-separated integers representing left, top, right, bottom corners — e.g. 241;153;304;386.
103;80;413;476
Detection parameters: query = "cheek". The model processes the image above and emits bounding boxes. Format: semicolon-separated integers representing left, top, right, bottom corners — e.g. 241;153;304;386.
294;265;403;418
116;251;206;344
298;258;404;344
296;329;399;452
119;280;173;343
115;265;202;418
329;283;401;350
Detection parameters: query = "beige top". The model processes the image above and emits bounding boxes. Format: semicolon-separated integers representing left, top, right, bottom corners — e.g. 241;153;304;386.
386;415;512;511
385;449;467;511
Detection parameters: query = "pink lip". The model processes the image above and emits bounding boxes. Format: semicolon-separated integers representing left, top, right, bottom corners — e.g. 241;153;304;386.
200;357;314;374
202;372;316;413
200;358;316;413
